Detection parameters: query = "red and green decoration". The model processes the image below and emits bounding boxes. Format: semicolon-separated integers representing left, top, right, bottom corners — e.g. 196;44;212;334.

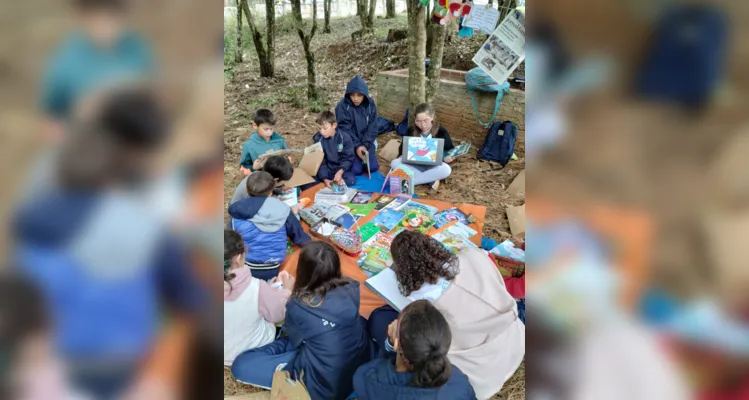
432;0;472;25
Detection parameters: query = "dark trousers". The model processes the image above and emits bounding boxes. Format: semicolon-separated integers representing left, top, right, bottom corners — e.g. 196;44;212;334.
316;164;356;186
351;144;380;176
367;305;399;350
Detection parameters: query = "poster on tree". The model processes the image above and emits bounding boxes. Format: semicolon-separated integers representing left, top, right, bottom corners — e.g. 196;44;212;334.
471;8;525;84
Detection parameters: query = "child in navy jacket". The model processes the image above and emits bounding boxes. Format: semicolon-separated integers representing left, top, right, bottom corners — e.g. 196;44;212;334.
354;300;476;400
335;76;380;175
313;110;356;187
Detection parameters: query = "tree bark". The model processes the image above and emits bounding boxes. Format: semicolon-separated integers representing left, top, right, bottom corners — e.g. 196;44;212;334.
406;0;426;125
386;0;396;18
323;0;332;33
425;23;446;104
240;0;274;77
235;3;243;63
357;0;375;33
367;0;377;28
264;0;276;76
291;0;319;103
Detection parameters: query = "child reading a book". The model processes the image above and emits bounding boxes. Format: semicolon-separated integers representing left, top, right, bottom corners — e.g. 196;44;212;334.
239;109;288;175
369;231;524;399
335;76;381;175
228;172;310;279
232;241;372;399
313;110;356;187
393;103;455;185
354;300;476;400
224;230;294;366
230;155;295;205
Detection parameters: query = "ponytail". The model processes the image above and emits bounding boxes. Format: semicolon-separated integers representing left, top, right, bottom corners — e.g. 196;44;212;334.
398;300;454;388
224;230;245;290
411;348;452;388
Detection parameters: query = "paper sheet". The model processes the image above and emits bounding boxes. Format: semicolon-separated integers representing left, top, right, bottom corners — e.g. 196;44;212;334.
472;8;525;84
463;5;500;35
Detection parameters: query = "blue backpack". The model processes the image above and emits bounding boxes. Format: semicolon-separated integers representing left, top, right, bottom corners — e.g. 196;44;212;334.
478;120;517;166
635;5;727;108
465;68;511;128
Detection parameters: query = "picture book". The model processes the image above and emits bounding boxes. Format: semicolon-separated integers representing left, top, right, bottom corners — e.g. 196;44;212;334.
370;209;406;232
361;148;371;178
431;223;479;254
445;142;472;158
326;204;350;221
364;267;410;311
404;137;444;165
347;202;377;217
390;211;436;237
364;231;394;250
300;202;333;226
400;201;438;217
374;195;396;210
335;213;359;230
384;194;411;211
381;166;415;195
356;222;381;243
331;180;348;193
443;221;478;239
433;207;469;228
314;188;357;204
351;191;374;204
359;245;392;275
275;187;298;209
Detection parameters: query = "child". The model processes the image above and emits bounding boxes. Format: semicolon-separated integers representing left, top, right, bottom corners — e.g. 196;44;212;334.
335;75;380;175
227;171;310;280
224;230;294;366
231;155;294;205
232;242;372;399
239;109;287;175
354;300;476;400
393;103;455;185
313;110;356;187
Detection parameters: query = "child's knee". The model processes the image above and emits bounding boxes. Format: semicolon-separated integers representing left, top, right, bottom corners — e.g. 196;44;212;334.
438;163;452;180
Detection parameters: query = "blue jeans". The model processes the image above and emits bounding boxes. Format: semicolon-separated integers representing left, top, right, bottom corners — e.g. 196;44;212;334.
231;337;298;389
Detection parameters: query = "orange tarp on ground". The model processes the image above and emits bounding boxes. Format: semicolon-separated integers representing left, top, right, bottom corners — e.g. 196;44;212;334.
280;184;487;318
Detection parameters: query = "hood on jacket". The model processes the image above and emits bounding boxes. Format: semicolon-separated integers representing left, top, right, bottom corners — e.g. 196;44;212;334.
228;196;290;233
344;76;371;106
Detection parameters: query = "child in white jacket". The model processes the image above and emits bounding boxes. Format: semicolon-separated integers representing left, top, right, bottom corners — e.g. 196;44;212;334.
224;230;294;366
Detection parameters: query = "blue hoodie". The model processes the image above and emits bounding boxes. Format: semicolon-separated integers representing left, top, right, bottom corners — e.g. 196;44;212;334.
13;191;205;364
313;128;355;174
335;76;379;150
285;281;372;400
228;196;309;264
353;355;477;400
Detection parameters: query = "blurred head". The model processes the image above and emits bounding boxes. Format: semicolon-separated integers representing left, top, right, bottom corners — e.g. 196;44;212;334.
261;155;294;184
224;230;245;284
316;111;337;138
252;109;276;140
293;241;349;304
75;0;128;46
349;93;365;107
391;231;458;296
413;103;435;134
245;171;275;197
394;300;452;388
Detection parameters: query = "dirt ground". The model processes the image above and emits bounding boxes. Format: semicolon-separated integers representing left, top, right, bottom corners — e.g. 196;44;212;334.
223;14;525;400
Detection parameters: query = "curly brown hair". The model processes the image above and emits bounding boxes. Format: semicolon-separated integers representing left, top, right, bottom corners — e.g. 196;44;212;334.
390;231;459;296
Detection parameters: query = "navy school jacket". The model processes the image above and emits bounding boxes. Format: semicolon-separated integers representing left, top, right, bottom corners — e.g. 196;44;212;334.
335;76;379;150
353;352;477;400
313;128;355;174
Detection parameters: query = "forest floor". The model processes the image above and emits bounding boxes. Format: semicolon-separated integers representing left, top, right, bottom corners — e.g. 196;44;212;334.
223;14;525;399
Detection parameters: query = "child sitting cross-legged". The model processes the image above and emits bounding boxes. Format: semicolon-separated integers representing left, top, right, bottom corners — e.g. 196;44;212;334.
313;110;356;187
228;171;310;280
393;103;455;186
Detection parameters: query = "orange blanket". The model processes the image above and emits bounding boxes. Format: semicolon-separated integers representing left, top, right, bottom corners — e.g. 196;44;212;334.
280;184;487;318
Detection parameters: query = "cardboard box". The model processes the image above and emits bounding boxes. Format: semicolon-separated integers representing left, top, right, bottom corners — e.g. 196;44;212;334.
380;139;402;161
286;144;325;187
506;204;525;238
507;170;525;197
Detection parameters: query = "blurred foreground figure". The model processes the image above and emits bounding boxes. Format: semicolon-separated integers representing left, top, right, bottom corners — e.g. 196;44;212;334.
13;86;205;399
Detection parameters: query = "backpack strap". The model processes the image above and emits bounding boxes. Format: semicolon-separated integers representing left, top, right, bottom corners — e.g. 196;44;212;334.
472;91;501;128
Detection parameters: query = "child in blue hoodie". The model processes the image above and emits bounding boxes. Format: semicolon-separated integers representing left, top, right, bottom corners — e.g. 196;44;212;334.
313;110;356;187
228;171;310;280
232;241;372;400
335;76;380;175
239;109;288;175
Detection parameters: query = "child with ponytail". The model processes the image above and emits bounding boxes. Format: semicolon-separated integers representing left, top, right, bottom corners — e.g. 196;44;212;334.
354;300;476;400
223;230;294;366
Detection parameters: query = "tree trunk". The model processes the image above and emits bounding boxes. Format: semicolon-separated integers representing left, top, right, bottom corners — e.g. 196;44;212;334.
406;0;426;125
386;0;396;18
264;0;276;76
358;0;374;33
240;0;274;77
291;0;319;104
235;3;243;63
425;23;446;104
367;0;376;28
323;0;332;33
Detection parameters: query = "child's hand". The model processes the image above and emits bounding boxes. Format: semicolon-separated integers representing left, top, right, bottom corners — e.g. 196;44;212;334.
279;271;296;290
323;179;333;188
444;156;454;163
356;146;367;159
334;169;344;183
253;159;263;171
387;319;399;349
287;156;294;163
240;167;252;176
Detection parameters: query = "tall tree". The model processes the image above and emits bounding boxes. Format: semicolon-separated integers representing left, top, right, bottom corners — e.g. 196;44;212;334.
291;0;319;103
235;2;243;63
323;0;332;33
239;0;275;77
406;0;426;124
356;0;376;34
425;23;446;104
386;0;396;18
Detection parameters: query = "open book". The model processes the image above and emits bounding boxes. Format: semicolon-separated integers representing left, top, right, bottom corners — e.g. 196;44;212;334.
364;266;410;312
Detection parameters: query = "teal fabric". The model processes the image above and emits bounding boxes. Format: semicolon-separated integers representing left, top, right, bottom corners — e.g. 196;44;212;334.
41;31;154;119
239;132;288;170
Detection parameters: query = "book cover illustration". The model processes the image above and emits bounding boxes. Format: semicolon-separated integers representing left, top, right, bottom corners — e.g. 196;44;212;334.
314;188;357;204
390;176;413;196
300;202;333;226
374;195;396;210
331;180;349;193
400;201;439;217
445;142;471;158
359;245;392;275
347;202;377;217
351;191;374;204
361;148;371;178
406;137;440;163
326;204;350;221
384;194;411;211
433;207;469;228
431;225;479;254
444;221;478;238
390;211;436;236
334;213;359;230
370;209;406;232
275;187;298;209
357;222;381;243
